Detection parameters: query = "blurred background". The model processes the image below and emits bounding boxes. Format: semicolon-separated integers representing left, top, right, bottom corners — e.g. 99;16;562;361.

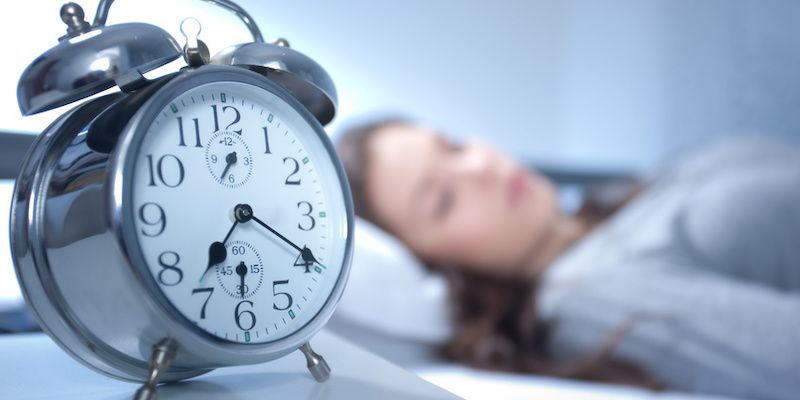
3;0;800;171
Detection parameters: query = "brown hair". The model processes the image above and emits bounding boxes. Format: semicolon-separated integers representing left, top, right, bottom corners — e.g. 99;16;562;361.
335;118;661;388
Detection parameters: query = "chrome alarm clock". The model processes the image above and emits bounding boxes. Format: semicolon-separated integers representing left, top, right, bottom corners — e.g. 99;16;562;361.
10;1;353;398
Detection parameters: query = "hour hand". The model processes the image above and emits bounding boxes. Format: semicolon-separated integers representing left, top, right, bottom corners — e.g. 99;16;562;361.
200;209;243;281
200;241;227;280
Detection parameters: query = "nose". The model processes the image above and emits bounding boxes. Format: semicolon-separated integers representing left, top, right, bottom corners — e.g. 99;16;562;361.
454;140;496;183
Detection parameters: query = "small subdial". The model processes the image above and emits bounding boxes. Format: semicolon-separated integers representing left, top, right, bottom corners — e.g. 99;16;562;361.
204;131;253;188
215;240;264;299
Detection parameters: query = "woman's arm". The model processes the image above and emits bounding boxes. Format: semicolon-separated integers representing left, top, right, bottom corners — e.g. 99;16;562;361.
677;161;800;290
540;258;800;400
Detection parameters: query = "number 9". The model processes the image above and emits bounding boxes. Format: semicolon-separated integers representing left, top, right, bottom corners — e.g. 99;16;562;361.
138;202;166;237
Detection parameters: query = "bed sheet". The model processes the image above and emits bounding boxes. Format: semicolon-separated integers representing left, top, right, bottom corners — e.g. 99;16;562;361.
326;317;746;400
414;363;744;400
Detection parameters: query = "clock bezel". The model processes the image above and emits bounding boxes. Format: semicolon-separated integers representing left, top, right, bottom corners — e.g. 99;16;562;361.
109;65;354;365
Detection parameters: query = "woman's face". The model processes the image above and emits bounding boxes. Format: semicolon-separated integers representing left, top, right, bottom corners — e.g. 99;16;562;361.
364;123;560;279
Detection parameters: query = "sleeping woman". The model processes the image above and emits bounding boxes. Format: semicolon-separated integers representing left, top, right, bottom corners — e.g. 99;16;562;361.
335;118;800;400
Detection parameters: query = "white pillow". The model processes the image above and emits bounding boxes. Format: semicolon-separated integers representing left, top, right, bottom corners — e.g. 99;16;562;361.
336;218;453;343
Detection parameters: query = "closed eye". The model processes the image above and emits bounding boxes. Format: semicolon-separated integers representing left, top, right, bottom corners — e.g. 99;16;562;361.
434;185;455;219
445;138;463;153
436;134;463;154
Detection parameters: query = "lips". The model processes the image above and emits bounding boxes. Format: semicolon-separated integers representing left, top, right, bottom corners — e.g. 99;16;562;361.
508;169;530;208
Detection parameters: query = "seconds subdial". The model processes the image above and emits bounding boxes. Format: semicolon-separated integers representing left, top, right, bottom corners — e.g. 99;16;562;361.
214;240;264;299
204;131;253;188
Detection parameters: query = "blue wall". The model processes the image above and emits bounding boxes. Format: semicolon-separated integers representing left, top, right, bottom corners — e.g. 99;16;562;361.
238;0;800;171
4;0;799;171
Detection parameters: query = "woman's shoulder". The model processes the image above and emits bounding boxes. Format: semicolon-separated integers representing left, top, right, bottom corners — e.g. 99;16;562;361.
655;136;800;183
541;136;800;289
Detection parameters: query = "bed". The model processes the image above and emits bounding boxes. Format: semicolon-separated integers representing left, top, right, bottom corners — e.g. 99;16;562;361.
325;314;742;400
325;166;749;400
0;131;747;400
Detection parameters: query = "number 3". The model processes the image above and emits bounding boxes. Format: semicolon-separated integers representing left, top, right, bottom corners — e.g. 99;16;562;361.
297;201;315;231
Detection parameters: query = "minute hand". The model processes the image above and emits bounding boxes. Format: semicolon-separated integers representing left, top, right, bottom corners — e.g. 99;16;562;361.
250;215;320;265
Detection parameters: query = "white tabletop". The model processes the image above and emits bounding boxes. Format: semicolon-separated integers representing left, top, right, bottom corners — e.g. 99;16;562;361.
0;329;461;400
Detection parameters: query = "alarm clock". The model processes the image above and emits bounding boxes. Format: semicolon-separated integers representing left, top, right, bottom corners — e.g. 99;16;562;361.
10;1;353;399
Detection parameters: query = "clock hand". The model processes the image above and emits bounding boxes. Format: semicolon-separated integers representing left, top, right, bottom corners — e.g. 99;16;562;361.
219;151;237;182
299;246;319;266
202;241;228;280
251;215;301;253
235;261;247;298
239;204;325;268
200;204;251;281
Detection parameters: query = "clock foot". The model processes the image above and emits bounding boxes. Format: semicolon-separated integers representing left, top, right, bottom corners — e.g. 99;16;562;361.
299;342;330;382
133;338;178;400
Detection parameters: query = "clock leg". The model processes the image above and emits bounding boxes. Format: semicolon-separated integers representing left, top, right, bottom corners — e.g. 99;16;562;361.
133;338;178;400
299;342;331;382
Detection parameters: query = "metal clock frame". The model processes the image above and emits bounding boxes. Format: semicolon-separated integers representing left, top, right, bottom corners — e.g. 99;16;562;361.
11;65;354;383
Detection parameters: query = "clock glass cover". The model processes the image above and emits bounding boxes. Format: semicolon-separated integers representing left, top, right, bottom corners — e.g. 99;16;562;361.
131;81;348;344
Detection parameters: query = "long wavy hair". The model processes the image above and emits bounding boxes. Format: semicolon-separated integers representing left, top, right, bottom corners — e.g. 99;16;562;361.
335;118;661;388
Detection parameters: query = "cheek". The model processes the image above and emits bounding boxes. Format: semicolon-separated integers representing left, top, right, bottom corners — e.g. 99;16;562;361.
432;181;559;275
443;214;491;251
524;179;559;235
433;198;525;272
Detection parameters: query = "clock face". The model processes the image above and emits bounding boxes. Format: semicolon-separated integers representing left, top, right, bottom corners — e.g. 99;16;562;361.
130;80;349;344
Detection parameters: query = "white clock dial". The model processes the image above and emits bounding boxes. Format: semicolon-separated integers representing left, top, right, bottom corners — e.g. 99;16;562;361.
131;81;348;344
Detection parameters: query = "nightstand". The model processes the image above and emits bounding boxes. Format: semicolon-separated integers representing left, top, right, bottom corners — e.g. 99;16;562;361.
0;329;461;399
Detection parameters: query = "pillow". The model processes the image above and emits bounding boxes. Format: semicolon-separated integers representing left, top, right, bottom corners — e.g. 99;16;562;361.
336;218;452;343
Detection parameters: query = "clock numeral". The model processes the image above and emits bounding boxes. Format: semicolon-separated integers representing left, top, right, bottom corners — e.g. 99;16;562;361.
293;253;313;274
138;202;166;237
177;117;202;147
283;157;301;185
211;105;242;135
297;201;316;231
231;245;246;255
211;104;219;132
262;127;271;154
146;154;185;188
235;300;256;331
272;280;293;310
219;265;233;276
191;287;214;319
157;251;183;286
250;264;262;274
